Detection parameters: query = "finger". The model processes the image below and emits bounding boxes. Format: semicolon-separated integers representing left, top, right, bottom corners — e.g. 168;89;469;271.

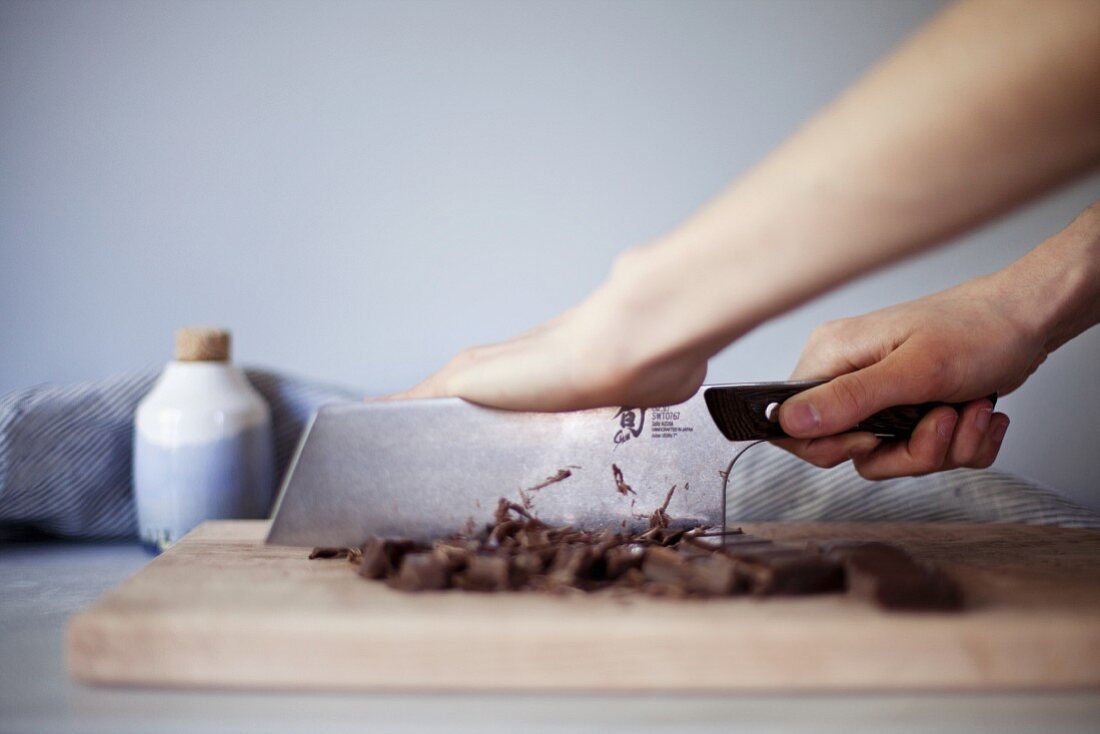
945;399;994;468
788;321;879;383
773;433;881;469
779;349;947;438
377;373;451;402
970;412;1010;469
851;406;957;480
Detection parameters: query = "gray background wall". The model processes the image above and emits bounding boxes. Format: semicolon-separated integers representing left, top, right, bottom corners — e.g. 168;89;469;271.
2;0;1098;510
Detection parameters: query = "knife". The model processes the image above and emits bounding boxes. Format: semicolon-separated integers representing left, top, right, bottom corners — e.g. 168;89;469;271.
266;380;980;547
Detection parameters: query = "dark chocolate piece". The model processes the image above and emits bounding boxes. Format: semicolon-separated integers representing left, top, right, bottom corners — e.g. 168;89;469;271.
642;546;739;596
313;495;959;610
453;554;511;592
826;542;962;611
387;552;450;592
359;538;417;580
738;554;845;595
308;547;350;560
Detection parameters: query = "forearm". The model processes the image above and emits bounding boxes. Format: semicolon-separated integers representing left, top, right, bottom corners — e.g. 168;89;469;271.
604;0;1100;368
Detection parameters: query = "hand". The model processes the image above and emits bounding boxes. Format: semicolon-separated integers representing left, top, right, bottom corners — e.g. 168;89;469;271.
388;257;710;411
775;272;1042;479
777;200;1100;480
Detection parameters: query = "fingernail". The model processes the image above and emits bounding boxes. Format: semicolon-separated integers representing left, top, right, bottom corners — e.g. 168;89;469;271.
937;412;958;440
784;401;821;435
992;416;1009;443
975;406;992;431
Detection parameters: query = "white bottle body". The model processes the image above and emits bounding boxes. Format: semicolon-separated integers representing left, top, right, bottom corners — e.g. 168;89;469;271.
133;362;274;552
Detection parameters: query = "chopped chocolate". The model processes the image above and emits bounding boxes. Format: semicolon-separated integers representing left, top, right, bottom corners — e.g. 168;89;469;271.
825;542;962;611
737;554;845;595
453;554;511;592
308;547;351;560
602;545;644;580
548;544;596;586
686;555;742;596
525;469;573;493
388;552;450;592
311;495;961;611
611;464;636;496
642;546;738;596
648;485;678;529
359;537;417;580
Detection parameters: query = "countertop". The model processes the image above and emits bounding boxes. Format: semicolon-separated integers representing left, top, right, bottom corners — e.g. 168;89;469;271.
1;540;1098;734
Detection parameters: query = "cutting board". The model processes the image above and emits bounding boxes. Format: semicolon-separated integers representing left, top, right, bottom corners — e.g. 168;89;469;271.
67;520;1100;691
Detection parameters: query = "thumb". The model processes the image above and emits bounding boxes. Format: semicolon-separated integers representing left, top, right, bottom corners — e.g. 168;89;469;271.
778;354;929;438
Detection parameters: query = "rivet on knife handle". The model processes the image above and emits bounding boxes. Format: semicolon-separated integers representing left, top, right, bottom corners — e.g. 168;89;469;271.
703;381;998;442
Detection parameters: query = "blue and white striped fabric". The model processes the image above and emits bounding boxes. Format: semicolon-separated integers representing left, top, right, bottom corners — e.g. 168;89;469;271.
724;443;1100;528
1;371;1097;539
0;369;359;539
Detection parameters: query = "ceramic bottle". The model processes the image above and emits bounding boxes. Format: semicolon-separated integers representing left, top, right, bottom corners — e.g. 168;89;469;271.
133;327;274;552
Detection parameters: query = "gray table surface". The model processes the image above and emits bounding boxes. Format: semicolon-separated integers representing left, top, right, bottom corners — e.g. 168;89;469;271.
1;541;1097;734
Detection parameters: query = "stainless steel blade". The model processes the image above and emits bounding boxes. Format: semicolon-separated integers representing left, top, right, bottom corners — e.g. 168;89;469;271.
266;387;742;547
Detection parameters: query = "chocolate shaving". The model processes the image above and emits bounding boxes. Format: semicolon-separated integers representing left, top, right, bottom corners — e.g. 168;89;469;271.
649;485;678;529
611;464;636;496
525;469;573;493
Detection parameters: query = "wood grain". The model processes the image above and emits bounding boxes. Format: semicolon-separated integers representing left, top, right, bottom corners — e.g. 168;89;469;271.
67;521;1100;692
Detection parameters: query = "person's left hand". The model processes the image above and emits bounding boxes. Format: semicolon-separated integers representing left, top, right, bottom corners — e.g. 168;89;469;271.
386;253;711;411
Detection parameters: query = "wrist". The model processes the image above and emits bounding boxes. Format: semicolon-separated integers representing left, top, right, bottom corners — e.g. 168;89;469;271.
998;203;1100;354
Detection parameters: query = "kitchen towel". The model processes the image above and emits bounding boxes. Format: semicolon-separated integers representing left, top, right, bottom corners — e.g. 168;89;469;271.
1;371;1097;540
0;369;358;539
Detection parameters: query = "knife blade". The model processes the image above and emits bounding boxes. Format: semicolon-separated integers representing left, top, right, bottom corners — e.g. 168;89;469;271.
265;380;965;547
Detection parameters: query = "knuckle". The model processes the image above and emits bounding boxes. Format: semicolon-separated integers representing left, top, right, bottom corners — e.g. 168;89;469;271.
910;451;945;476
784;440;844;469
971;455;996;470
907;353;958;401
853;460;888;481
809;319;847;347
807;451;846;469
830;375;872;423
971;446;1000;469
451;346;482;367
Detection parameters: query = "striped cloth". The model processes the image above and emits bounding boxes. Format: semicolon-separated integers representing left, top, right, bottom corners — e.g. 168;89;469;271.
1;371;1097;539
725;443;1099;528
0;369;359;539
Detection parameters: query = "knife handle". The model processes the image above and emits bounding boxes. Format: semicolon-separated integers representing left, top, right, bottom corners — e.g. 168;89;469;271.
703;381;997;441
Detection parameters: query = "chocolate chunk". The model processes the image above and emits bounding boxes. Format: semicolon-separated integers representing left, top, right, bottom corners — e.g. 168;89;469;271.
548;544;595;586
738;554;845;595
602;545;644;580
359;537;417;580
686;555;741;596
387;552;450;592
453;554;511;592
510;551;546;586
827;542;962;611
642;546;739;596
308;547;350;560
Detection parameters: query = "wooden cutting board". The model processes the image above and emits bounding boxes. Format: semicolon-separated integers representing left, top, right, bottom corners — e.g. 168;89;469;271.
67;520;1100;691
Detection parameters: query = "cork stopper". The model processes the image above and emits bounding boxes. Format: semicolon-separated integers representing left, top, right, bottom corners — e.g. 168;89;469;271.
175;327;231;362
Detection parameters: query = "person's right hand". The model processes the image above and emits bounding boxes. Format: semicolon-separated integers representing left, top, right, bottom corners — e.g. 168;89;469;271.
775;202;1099;479
774;271;1040;479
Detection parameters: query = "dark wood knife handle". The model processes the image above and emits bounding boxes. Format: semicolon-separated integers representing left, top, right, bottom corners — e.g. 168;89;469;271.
704;381;997;441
